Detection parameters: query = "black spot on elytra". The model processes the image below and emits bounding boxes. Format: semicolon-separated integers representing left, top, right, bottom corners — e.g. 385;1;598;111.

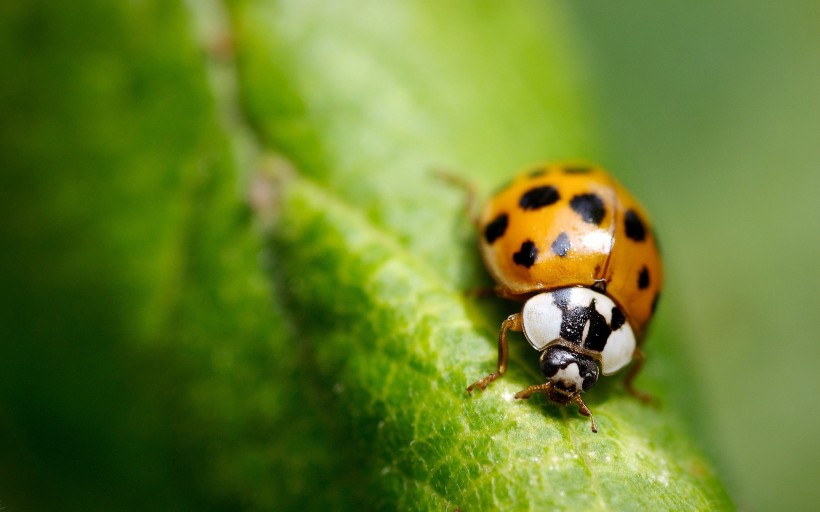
484;213;508;244
513;240;538;268
638;266;650;290
624;209;647;241
564;165;592;174
651;292;661;315
529;167;548;178
570;193;606;225
611;307;625;331
519;185;560;210
551;232;571;257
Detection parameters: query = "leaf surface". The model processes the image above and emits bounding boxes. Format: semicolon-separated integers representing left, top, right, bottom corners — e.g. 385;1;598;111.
0;0;732;510
225;0;734;509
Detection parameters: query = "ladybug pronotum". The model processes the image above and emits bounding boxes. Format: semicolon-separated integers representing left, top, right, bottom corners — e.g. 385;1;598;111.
466;163;663;433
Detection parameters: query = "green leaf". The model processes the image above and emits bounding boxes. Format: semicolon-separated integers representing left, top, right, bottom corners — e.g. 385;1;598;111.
270;177;731;510
0;1;219;509
227;0;733;509
0;0;733;510
0;2;348;510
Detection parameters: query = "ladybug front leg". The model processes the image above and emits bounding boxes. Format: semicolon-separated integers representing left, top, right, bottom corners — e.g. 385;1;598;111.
573;394;599;433
624;348;656;405
466;313;522;393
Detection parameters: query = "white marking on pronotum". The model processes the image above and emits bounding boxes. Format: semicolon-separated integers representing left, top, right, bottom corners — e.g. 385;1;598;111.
600;320;636;375
521;292;563;350
581;317;591;341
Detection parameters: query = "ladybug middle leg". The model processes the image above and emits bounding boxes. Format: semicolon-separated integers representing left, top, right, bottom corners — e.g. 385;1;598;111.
624;348;656;405
467;313;522;393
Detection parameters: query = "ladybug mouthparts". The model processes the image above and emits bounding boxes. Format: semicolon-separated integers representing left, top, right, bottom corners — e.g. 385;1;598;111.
539;345;600;398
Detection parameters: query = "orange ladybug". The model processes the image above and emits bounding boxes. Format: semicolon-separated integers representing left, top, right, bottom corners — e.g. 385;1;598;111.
466;163;663;432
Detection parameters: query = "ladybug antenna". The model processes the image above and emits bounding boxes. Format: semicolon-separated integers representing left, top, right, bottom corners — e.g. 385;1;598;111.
515;381;599;434
513;381;554;400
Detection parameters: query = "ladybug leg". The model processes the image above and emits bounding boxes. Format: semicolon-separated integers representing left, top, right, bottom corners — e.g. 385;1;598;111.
466;313;522;393
465;285;530;301
493;285;529;301
433;169;480;226
463;287;497;299
624;348;657;405
513;381;552;400
573;394;598;433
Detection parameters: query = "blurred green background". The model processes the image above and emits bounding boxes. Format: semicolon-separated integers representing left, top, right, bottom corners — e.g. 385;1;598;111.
1;1;818;510
572;1;820;509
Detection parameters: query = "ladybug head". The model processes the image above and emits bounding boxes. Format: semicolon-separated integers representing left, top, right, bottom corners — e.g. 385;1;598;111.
539;345;599;404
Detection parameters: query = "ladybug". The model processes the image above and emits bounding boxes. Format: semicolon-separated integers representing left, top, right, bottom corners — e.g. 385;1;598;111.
465;163;663;432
